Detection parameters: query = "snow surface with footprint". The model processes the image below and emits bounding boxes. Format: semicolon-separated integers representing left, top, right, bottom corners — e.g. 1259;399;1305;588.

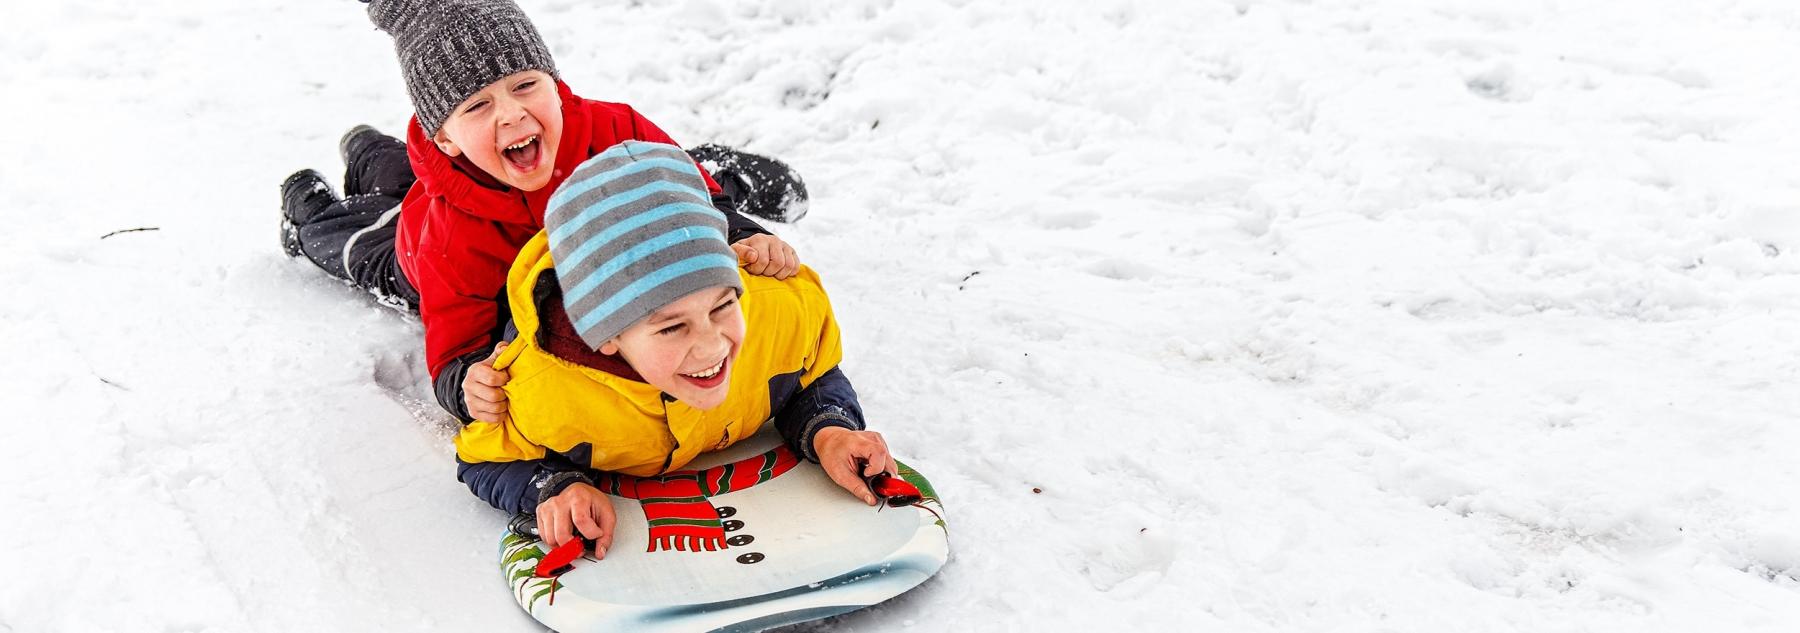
4;0;1800;631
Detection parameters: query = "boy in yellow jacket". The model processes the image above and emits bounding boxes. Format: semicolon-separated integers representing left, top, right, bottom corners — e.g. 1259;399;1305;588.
454;141;894;554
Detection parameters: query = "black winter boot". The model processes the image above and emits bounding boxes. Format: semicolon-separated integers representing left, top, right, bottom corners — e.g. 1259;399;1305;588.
687;145;810;223
279;169;339;257
339;125;415;198
339;124;383;164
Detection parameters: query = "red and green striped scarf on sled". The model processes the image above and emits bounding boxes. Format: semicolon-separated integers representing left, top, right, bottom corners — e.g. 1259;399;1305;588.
595;445;801;553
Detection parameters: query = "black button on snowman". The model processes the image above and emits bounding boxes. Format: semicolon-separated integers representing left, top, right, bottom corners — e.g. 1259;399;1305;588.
716;506;763;564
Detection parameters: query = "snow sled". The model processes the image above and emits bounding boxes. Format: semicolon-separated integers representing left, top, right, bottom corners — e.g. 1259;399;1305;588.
496;430;948;632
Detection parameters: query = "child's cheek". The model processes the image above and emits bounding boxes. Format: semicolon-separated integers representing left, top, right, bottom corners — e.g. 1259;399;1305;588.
654;345;688;385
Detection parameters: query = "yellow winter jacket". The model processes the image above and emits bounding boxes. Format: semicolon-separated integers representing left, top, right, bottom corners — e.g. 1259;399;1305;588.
453;231;845;477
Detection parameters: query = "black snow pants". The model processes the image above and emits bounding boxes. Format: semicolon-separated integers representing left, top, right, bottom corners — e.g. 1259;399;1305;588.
294;131;422;310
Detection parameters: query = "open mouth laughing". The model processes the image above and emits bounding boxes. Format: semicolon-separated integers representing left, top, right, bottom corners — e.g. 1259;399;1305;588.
677;357;728;389
502;134;542;172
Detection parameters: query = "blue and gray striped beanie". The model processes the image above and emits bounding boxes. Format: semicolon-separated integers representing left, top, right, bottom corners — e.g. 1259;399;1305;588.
545;141;743;350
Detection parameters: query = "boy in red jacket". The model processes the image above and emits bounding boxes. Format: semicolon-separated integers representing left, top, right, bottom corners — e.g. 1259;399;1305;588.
279;0;807;425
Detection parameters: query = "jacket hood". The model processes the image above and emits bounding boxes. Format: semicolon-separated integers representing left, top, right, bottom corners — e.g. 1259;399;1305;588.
495;232;643;382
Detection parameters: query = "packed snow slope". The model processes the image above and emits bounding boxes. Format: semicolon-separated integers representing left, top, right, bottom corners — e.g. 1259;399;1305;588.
5;0;1800;631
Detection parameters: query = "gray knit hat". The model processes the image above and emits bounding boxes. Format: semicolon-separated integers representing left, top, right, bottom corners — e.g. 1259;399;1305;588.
546;141;744;349
364;0;559;137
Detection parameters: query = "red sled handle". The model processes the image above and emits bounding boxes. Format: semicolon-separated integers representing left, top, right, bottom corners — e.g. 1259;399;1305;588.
858;459;922;508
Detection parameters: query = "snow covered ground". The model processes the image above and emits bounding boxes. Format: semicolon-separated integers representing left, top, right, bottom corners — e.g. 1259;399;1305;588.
5;0;1800;630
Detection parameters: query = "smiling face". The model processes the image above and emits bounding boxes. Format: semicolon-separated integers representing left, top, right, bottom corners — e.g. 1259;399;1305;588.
599;287;745;410
431;70;564;192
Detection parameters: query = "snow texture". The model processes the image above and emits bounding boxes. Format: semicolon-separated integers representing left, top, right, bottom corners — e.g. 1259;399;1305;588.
5;0;1800;631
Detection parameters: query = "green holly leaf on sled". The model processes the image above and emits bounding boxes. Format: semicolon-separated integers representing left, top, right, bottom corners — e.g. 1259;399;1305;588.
896;461;940;504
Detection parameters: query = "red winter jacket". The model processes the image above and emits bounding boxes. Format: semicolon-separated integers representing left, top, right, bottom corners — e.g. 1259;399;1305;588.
394;81;760;417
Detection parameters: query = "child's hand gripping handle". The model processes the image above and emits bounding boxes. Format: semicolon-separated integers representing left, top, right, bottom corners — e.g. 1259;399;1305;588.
812;426;897;506
861;462;922;508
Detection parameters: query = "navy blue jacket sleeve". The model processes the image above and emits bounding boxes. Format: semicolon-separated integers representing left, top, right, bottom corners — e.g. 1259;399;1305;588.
434;347;494;423
435;310;516;424
457;458;593;514
773;367;866;462
715;193;770;243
